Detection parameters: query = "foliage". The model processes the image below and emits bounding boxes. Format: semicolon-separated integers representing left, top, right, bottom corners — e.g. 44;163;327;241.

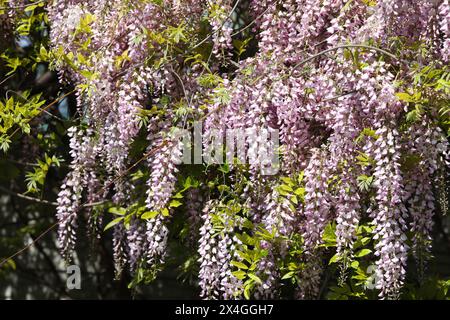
0;0;449;300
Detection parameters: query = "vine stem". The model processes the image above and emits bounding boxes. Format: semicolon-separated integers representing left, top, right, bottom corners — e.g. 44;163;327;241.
292;44;399;71
0;186;57;206
0;185;107;207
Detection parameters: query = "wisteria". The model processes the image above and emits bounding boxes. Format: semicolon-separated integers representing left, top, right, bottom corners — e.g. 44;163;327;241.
56;126;92;261
198;200;222;299
370;124;409;299
404;120;449;281
34;0;450;300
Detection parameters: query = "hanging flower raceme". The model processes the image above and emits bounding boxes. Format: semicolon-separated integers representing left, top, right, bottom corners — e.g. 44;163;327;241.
198;200;243;299
56;126;97;261
403;120;449;280
198;200;225;299
439;0;450;61
209;0;234;62
370;124;409;299
50;0;207;264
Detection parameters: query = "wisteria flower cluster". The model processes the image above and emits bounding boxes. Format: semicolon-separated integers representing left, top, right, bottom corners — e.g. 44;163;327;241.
41;0;450;300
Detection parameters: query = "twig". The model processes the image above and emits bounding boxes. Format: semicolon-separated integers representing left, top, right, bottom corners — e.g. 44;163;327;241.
292;44;399;72
0;221;58;268
0;74;14;86
0;185;57;205
0;185;107;208
323;90;359;102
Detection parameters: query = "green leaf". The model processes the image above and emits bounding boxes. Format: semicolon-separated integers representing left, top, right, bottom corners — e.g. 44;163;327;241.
25;4;38;12
183;176;193;188
322;222;337;247
169;200;182;208
406;109;422;123
355;249;372;257
280;184;293;192
108;207;126;216
39;46;48;61
217;185;230;193
231;270;246;280
357;175;373;191
290;195;298;205
172;192;183;199
104;217;124;231
242;219;254;230
329;253;341;264
167;24;187;44
281;271;295;280
161;208;170;217
244;284;251;300
247;273;262;285
231;261;248;270
280;177;292;185
141;211;159;220
235;250;251;263
1;259;16;270
235;232;255;246
80;70;97;80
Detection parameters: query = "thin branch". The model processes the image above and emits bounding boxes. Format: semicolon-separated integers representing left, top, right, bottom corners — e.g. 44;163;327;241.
4;158;39;167
40;108;65;122
12;197;68;296
0;221;58;269
0;185;107;207
323;90;359;102
292;44;399;72
0;185;57;206
0;74;14;86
